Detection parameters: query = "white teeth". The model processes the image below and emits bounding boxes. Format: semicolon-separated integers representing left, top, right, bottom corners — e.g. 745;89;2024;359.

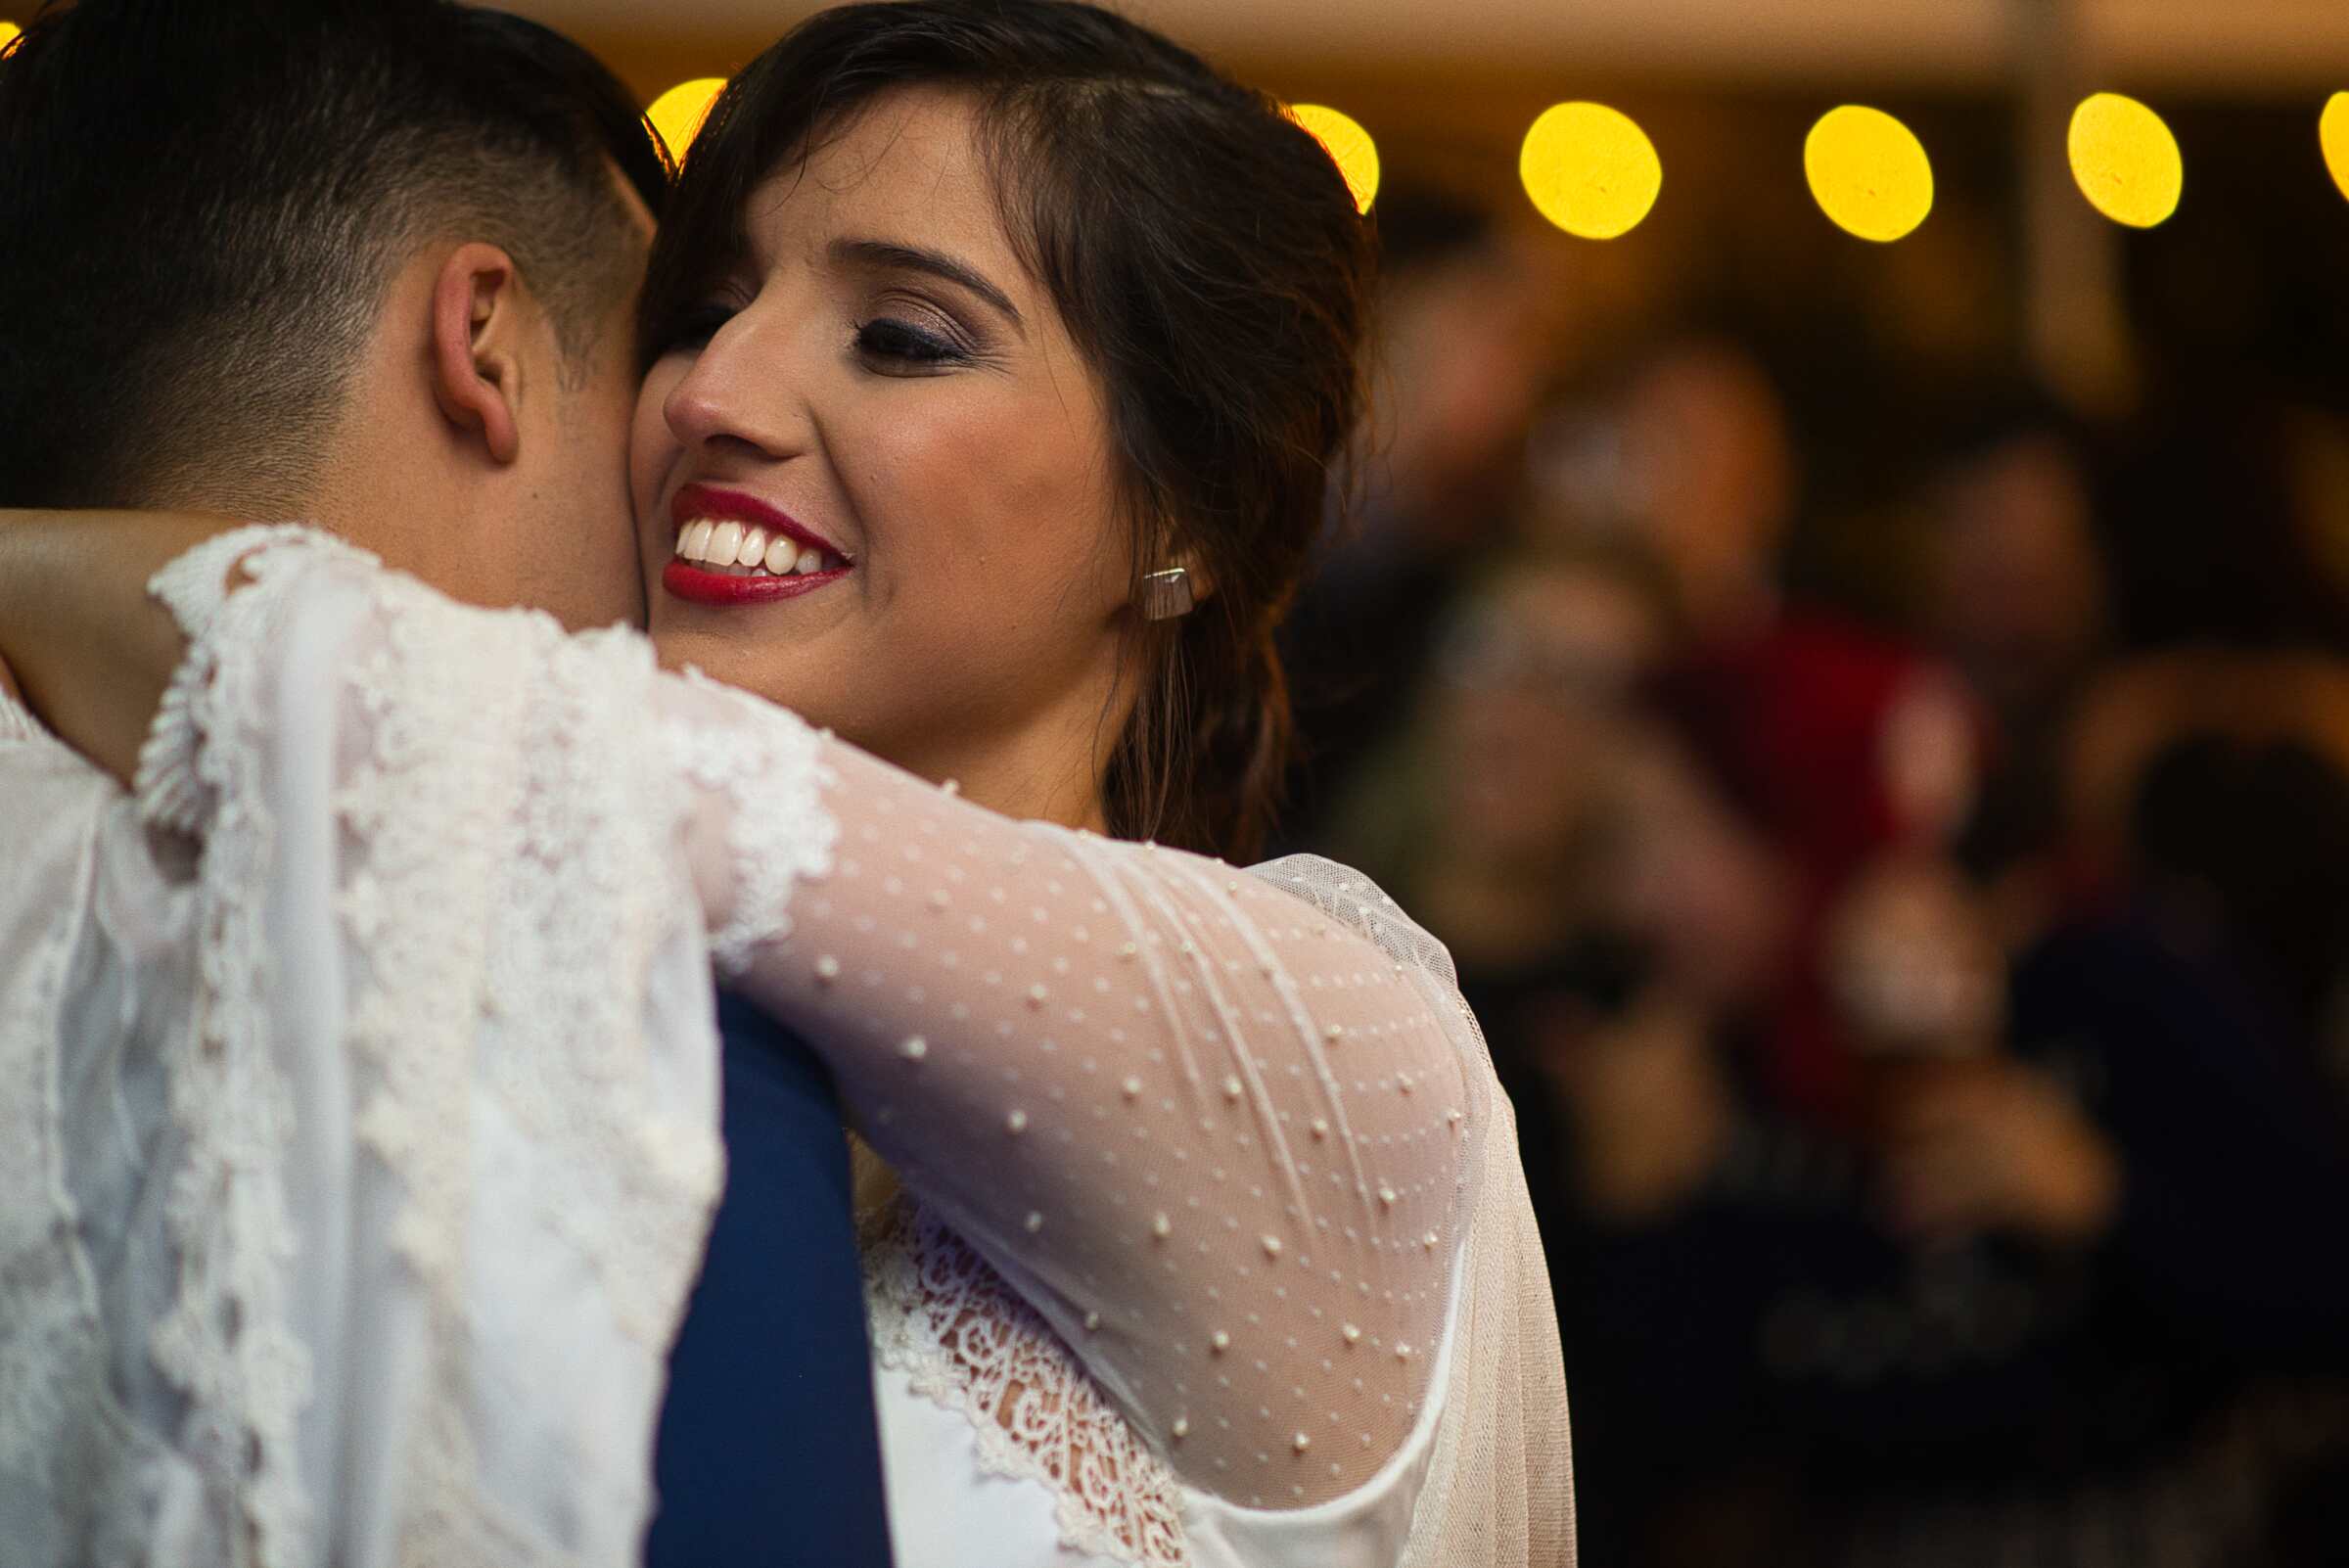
672;516;845;577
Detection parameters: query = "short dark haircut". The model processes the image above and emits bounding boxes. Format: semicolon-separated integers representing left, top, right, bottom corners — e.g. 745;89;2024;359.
641;0;1373;860
0;0;668;510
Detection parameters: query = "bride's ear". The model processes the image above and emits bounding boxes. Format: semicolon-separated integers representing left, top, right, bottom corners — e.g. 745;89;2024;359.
1175;551;1216;605
1136;542;1216;623
428;243;529;466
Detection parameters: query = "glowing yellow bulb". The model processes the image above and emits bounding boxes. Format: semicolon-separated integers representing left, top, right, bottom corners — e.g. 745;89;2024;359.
1804;106;1934;243
647;78;726;162
0;21;21;56
1519;102;1662;241
2068;92;2182;228
2322;93;2349;205
1287;104;1379;213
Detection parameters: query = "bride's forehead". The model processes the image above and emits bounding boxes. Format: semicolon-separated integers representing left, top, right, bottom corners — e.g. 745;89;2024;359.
748;90;994;228
729;97;1043;310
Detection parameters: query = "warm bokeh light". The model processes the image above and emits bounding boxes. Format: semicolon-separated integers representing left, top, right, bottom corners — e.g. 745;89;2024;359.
2322;92;2349;204
647;77;726;162
2068;92;2183;228
1804;105;1934;243
0;21;21;56
1287;104;1380;213
1519;102;1663;241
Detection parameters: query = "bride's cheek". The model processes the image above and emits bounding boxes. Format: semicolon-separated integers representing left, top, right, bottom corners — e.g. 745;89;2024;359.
628;365;688;517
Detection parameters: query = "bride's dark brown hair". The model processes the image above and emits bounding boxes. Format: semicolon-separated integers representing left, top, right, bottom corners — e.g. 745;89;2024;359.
638;0;1372;862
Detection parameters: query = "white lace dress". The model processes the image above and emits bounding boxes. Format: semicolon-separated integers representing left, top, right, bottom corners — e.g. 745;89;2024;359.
0;526;1572;1568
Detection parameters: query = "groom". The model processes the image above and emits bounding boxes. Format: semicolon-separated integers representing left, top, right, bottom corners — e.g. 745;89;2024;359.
0;3;887;1563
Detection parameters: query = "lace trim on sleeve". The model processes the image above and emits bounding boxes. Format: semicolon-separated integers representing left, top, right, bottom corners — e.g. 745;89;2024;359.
666;669;839;979
866;1200;1188;1568
125;530;729;1567
142;535;347;1568
135;525;376;835
331;590;727;1561
133;650;220;836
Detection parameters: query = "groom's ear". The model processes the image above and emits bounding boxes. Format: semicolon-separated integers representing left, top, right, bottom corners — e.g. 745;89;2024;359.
428;243;534;467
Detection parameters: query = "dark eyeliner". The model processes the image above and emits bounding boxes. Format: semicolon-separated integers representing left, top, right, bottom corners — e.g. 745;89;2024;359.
855;316;969;367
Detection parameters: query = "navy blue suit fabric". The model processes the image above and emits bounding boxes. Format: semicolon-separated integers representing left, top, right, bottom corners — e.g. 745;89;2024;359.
646;992;894;1566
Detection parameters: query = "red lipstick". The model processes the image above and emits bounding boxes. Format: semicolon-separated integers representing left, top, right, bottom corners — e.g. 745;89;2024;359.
662;558;851;606
663;482;852;608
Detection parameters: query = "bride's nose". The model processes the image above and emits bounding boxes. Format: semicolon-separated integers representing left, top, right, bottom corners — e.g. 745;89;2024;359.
663;303;805;460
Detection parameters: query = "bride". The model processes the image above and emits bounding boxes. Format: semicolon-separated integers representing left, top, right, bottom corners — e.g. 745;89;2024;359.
0;4;1570;1564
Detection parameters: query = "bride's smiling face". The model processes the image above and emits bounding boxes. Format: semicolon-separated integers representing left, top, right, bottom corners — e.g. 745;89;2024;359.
631;87;1131;811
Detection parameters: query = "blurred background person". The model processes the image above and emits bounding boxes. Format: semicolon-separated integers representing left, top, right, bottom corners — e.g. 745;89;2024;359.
1546;328;1985;1131
1917;384;2112;911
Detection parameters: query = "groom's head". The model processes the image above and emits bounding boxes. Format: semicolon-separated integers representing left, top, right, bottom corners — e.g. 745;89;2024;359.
0;0;666;629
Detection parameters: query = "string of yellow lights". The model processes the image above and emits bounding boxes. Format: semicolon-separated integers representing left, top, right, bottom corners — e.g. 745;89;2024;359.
1805;106;1934;242
1521;102;1662;241
0;27;2314;253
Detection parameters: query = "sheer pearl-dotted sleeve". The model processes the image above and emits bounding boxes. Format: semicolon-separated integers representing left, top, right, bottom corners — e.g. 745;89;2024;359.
135;529;1484;1526
667;675;1476;1508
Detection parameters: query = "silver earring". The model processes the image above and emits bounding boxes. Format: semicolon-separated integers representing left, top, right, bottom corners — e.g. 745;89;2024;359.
1139;567;1194;621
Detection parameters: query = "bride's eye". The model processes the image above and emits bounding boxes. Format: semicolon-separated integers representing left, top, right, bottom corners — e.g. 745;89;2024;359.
854;316;968;370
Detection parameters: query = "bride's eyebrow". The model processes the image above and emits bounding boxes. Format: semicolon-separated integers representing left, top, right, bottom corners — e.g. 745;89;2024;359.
831;237;1026;337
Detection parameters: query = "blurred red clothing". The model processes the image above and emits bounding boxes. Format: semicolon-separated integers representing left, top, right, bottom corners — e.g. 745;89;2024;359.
1658;608;1982;1130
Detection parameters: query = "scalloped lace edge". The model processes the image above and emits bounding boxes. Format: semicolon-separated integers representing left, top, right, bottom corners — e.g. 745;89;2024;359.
865;1200;1190;1568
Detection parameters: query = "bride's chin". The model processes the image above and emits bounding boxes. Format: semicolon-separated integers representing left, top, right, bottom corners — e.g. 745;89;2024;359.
648;628;831;716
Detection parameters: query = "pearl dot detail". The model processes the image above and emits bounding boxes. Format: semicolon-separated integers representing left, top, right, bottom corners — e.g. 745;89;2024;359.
709;748;1469;1511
